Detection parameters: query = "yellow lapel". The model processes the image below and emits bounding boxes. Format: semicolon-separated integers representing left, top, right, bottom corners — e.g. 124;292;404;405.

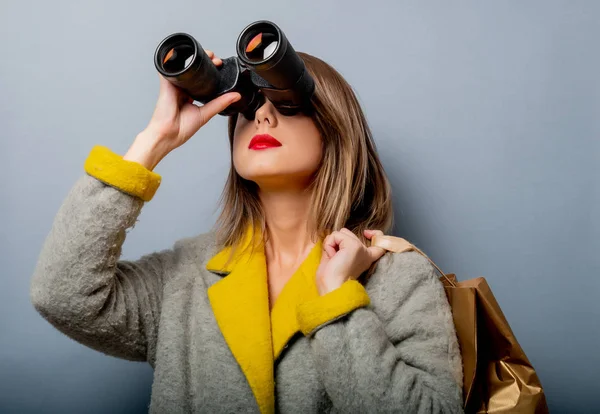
206;227;274;414
270;239;322;360
205;228;323;414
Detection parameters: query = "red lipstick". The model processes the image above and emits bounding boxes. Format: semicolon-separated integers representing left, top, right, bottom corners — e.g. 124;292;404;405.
248;134;282;150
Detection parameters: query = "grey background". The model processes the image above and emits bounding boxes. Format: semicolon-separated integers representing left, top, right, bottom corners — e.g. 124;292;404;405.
1;0;598;412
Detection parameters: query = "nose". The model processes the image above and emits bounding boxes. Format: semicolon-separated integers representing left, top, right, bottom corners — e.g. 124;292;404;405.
254;98;278;128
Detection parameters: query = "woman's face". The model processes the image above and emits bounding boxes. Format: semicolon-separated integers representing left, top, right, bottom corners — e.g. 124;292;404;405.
232;99;323;189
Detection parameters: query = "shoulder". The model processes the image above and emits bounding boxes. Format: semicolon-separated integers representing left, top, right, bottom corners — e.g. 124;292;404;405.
364;250;446;317
124;231;218;271
171;231;220;264
367;249;440;291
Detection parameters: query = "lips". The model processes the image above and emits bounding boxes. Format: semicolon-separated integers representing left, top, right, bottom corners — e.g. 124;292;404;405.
248;134;282;150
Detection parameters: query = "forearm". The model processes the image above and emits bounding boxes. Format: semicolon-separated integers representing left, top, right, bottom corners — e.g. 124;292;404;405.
308;307;463;413
123;129;170;171
30;147;166;361
31;174;144;317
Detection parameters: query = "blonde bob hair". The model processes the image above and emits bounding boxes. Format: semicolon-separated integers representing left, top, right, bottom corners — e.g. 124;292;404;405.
212;52;393;262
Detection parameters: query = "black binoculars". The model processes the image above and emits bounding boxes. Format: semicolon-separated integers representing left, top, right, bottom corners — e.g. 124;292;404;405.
154;20;315;120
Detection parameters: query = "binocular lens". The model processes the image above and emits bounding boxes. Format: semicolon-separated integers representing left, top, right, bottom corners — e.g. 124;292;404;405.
162;45;195;72
154;33;222;103
245;32;279;62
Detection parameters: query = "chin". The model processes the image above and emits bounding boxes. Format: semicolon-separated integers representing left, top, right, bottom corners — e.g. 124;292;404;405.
239;169;310;188
234;158;318;187
236;166;281;181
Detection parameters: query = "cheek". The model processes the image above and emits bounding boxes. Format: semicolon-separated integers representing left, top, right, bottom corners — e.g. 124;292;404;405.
293;121;323;168
296;135;323;170
232;121;248;163
277;120;323;172
232;135;247;173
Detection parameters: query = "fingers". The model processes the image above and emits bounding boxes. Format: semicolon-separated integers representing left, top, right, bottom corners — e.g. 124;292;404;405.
325;228;385;250
204;50;223;66
364;229;384;239
158;73;168;87
367;245;386;261
323;228;386;272
364;229;386;261
157;73;187;109
197;92;241;124
322;231;343;259
158;73;174;95
340;227;384;240
323;229;360;259
328;228;383;245
322;243;337;259
340;228;359;240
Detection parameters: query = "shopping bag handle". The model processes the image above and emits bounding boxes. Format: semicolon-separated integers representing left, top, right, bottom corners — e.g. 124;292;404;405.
371;235;456;287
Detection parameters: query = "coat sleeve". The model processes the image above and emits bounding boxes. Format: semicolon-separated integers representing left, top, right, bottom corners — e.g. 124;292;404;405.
296;251;464;413
30;146;169;365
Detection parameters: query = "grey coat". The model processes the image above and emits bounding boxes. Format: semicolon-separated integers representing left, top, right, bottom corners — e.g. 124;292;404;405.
30;174;464;413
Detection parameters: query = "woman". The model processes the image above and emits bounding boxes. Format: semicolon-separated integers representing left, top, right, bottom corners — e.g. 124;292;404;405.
30;50;463;413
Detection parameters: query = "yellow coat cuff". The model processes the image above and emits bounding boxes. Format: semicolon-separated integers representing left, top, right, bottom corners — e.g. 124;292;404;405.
84;145;162;202
296;280;370;336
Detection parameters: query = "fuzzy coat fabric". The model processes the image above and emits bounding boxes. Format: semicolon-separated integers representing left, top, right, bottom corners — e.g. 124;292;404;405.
30;174;463;413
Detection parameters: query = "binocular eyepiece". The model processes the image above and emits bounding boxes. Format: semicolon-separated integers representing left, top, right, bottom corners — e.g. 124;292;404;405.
154;20;315;119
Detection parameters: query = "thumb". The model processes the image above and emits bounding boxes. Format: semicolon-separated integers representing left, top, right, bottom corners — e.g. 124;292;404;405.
197;92;241;125
316;248;330;278
366;246;386;262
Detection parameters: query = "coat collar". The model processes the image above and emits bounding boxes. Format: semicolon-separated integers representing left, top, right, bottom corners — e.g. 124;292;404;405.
205;226;322;414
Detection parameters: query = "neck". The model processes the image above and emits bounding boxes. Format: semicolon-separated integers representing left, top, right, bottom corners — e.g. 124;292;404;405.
259;187;315;267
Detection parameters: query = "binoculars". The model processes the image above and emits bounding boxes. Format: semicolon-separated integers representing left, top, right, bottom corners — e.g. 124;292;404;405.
154;20;315;120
